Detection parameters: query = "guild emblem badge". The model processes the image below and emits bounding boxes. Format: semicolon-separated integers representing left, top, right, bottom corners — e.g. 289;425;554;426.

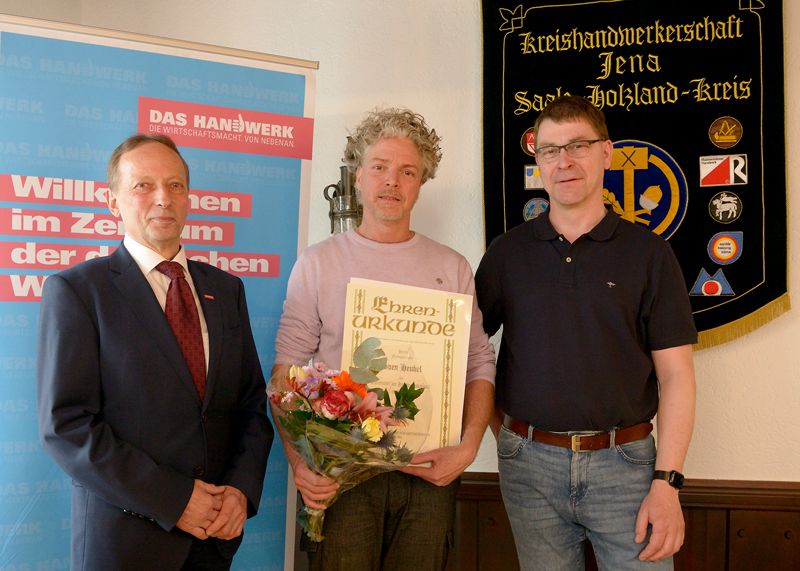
690;268;735;296
707;232;743;265
523;197;549;221
708;191;742;224
602;140;688;239
520;127;536;157
699;155;748;187
524;164;544;189
708;116;743;149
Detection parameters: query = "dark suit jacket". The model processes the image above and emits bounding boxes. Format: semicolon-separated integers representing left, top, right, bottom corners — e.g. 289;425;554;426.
36;243;273;570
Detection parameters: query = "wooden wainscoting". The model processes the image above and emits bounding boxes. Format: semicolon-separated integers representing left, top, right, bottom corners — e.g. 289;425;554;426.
446;473;800;571
292;474;800;570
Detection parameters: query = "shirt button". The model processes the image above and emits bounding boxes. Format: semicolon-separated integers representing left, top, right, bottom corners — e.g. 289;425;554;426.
565;257;572;263
558;236;564;242
192;466;205;477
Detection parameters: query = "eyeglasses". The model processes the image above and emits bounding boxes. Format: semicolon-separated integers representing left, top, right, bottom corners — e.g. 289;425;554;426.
534;139;605;163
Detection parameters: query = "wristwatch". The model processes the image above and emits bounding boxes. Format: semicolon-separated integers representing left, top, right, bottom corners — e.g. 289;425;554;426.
652;470;685;490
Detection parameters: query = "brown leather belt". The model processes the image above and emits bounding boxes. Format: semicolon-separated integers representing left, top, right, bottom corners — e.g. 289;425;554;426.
503;416;653;452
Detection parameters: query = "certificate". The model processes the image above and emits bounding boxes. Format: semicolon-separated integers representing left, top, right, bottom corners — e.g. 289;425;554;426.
340;278;472;453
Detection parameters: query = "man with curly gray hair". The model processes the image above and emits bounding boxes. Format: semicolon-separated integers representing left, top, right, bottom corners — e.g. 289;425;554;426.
272;108;496;570
342;107;443;184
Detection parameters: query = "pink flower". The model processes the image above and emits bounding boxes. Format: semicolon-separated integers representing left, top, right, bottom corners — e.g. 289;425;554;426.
352;391;378;417
313;389;352;420
373;406;399;432
352;391;399;432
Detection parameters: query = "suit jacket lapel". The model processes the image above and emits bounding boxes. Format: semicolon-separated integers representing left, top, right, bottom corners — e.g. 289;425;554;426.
109;244;201;402
189;261;223;406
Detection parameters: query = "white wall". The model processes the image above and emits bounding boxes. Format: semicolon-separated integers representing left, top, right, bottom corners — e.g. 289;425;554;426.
4;0;798;481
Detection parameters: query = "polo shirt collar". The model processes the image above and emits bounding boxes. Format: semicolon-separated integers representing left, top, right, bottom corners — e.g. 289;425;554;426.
532;211;559;241
587;210;620;241
532;209;620;242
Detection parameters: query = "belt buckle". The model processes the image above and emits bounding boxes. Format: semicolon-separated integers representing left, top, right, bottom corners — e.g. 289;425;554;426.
571;434;583;452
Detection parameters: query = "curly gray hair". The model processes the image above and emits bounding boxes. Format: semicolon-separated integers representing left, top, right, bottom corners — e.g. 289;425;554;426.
343;108;443;183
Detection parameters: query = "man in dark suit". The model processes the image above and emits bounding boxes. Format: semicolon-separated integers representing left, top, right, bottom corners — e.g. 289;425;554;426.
36;134;273;570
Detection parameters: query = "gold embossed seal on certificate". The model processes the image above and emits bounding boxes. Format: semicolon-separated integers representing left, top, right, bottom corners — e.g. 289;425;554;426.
341;278;472;453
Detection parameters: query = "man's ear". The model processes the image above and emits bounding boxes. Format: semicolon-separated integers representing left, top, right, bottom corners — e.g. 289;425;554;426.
354;166;363;190
602;139;613;170
107;189;120;217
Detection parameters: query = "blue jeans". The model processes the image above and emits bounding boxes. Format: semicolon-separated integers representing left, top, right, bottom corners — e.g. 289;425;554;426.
497;425;672;571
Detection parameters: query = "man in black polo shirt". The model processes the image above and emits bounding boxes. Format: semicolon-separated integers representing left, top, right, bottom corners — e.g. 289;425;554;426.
475;95;697;570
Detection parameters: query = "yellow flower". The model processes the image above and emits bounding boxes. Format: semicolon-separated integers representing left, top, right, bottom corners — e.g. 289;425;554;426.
361;417;383;442
289;365;307;382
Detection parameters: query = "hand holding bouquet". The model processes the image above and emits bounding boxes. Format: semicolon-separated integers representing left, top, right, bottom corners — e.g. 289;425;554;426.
268;338;424;541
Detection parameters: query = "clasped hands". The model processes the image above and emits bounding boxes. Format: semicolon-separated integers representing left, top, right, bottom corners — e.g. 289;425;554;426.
176;480;247;540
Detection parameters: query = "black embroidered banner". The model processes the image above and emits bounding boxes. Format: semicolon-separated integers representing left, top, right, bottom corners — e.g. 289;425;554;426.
481;0;788;348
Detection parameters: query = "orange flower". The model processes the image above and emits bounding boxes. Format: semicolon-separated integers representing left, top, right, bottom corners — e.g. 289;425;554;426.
331;370;368;399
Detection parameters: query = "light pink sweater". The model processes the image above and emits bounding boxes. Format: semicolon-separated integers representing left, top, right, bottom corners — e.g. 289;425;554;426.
275;229;495;385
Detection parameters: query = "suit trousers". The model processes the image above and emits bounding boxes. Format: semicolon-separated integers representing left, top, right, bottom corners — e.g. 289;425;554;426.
180;537;235;571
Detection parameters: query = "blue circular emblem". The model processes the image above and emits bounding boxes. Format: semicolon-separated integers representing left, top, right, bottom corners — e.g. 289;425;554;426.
602;140;688;239
523;197;549;221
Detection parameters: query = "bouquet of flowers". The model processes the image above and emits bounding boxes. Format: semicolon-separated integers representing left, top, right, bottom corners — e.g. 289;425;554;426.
268;337;425;541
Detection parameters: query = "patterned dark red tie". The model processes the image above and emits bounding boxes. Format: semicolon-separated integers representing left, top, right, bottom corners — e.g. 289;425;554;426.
156;261;206;399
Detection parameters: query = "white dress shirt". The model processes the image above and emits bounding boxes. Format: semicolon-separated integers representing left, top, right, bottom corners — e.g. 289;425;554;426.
123;234;210;370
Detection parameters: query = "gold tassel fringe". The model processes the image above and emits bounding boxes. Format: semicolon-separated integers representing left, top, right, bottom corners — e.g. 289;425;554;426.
695;293;792;351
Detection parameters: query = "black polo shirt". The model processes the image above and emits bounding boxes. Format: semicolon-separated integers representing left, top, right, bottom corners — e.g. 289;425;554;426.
475;210;697;431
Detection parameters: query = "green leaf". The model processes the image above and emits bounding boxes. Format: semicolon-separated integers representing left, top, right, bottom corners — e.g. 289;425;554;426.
350;337;387;385
370;356;388;370
392;383;424;421
349;366;378;385
352;337;383;368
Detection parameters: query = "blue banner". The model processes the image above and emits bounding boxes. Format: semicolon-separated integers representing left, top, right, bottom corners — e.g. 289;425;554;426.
0;17;315;570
